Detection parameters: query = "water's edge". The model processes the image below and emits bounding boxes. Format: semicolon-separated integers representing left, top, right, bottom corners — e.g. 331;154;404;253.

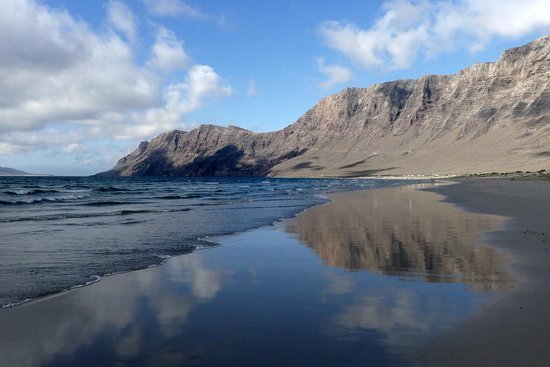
1;177;422;309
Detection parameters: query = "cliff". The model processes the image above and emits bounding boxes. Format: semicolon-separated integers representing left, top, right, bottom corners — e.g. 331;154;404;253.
98;35;550;177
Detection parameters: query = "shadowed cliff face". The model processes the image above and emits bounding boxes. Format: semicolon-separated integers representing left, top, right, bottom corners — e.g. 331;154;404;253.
285;184;512;291
99;36;550;177
98;126;308;177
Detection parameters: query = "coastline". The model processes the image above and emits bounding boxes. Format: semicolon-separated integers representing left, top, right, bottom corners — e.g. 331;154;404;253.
416;178;550;366
1;176;392;309
0;179;548;365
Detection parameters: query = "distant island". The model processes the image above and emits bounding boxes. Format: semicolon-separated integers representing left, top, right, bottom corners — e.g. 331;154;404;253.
0;167;48;176
98;35;550;178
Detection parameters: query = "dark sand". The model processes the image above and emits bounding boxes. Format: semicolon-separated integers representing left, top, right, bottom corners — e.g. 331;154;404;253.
0;180;548;366
417;179;550;366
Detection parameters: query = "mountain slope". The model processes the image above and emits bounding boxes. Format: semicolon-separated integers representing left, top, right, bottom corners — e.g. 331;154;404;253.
99;35;550;177
0;167;32;176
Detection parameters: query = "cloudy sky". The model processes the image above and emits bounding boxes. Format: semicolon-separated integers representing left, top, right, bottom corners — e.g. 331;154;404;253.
1;0;549;175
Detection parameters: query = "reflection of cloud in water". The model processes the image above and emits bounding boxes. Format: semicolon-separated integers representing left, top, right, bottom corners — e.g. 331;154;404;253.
325;272;474;347
154;293;195;338
167;256;223;300
113;325;145;360
0;252;224;367
286;185;512;290
0;185;515;367
324;271;354;296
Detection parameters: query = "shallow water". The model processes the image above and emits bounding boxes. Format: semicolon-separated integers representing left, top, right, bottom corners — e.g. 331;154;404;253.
0;176;396;307
0;184;510;366
285;184;512;290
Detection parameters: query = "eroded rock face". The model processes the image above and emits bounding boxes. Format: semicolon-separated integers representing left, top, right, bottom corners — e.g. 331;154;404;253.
98;36;550;177
99;125;309;176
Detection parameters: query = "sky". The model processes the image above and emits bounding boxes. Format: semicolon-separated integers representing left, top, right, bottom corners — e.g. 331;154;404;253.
1;0;549;175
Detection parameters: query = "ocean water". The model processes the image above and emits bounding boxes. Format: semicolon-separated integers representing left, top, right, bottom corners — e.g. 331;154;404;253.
0;183;512;367
0;176;399;307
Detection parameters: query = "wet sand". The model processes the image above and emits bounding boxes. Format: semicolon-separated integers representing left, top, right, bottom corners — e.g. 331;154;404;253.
417;179;550;366
0;180;547;366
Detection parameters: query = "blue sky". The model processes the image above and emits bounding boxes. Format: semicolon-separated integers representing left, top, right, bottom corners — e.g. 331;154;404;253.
1;0;549;175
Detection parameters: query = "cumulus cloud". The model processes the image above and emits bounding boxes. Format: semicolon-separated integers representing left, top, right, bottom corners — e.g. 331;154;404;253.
319;0;550;70
317;58;352;89
147;27;191;72
0;129;85;155
0;0;157;133
113;65;233;140
179;65;233;110
0;0;232;166
106;0;138;42
0;126;131;169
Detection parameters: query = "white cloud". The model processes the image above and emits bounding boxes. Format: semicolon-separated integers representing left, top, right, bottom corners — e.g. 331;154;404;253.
19;64;234;145
147;27;191;72
0;0;232;168
113;65;233;140
62;143;83;154
0;128;86;154
168;256;223;300
142;0;229;27
317;58;352;89
247;80;258;97
106;0;138;42
319;0;550;70
181;65;234;109
142;0;207;18
0;0;157;133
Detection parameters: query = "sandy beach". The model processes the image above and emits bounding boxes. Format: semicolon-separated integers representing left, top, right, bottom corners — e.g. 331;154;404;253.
418;179;550;366
0;179;548;366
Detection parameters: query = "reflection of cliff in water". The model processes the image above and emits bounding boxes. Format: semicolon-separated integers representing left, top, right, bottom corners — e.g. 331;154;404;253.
285;184;511;290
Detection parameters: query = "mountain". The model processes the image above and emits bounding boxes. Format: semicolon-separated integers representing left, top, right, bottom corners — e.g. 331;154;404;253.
0;167;34;176
98;35;550;177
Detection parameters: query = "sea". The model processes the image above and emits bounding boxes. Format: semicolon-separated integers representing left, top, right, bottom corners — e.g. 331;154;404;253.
0;176;400;308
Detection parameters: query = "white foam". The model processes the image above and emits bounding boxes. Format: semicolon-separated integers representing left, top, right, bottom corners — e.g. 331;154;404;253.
2;298;32;309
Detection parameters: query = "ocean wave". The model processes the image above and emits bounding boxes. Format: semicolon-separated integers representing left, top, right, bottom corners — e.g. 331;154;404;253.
79;201;127;206
96;185;132;192
70;275;102;289
59;188;92;194
1;275;101;308
0;176;401;309
1;298;32;309
119;219;148;225
156;193;204;200
0;194;90;205
4;188;60;195
1;207;192;223
63;184;92;189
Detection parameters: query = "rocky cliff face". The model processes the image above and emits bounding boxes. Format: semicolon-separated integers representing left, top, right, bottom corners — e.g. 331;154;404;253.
102;125;310;176
98;35;550;177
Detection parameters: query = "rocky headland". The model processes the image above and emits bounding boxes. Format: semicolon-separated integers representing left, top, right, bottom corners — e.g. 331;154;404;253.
0;167;43;176
98;36;549;177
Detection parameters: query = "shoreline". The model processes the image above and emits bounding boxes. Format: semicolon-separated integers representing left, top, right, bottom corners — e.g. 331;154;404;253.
417;179;550;366
0;178;392;310
1;177;389;310
0;204;323;310
1;179;548;366
0;177;432;311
